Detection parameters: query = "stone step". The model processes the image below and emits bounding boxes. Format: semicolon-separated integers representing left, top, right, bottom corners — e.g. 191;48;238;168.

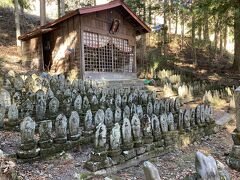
96;79;145;89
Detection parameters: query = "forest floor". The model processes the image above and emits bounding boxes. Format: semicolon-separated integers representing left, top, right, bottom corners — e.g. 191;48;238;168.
167;38;240;86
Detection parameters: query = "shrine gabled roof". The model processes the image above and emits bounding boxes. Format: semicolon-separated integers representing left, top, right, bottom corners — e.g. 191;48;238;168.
19;0;151;41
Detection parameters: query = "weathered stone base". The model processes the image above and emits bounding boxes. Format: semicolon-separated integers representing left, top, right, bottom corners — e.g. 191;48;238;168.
87;146;166;173
123;149;136;160
81;134;94;144
68;134;81;141
86;123;217;172
82;130;94;137
17;135;95;160
135;147;146;155
39;140;53;149
133;140;143;148
144;143;155;152
108;149;122;157
4;120;19;127
109;155;125;165
227;156;240;171
90;151;108;162
4;122;19;131
54;141;71;153
204;123;219;135
232;131;240;145
85;159;110;172
164;131;179;147
122;142;134;150
40;147;55;158
143;136;153;144
20;141;36;151
54;137;67;144
17;148;40;159
85;150;111;172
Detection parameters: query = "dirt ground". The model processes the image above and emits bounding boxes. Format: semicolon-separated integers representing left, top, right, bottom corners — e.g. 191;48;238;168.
115;126;239;180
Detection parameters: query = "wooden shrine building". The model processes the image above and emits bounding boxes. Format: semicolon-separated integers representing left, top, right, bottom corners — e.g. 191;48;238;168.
19;0;151;80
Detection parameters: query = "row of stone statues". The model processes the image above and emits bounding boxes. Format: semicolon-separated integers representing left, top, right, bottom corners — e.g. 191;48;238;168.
16;100;213;159
18;111;81;159
0;78;183;130
155;69;235;107
0;71;217;172
85;104;215;171
2;92;209;132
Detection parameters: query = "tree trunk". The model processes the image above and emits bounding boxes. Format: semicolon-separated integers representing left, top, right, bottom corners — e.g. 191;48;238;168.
168;0;172;40
148;0;152;24
181;12;184;50
214;17;219;55
58;0;65;17
197;23;202;47
203;13;210;44
147;0;152;47
14;0;21;50
141;1;147;66
233;6;240;71
60;0;65;16
57;0;60;18
57;0;65;18
191;6;197;66
198;24;202;40
175;9;178;38
219;29;223;60
163;0;168;57
223;24;228;51
40;0;46;26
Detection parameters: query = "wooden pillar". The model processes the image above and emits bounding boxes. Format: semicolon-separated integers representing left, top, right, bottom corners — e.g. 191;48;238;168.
111;37;114;72
40;36;44;71
134;45;137;73
80;16;84;79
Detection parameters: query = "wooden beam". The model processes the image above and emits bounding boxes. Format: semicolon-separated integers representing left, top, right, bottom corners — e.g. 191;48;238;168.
18;28;56;41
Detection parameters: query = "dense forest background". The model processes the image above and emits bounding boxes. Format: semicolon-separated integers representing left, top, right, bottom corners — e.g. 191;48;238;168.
0;0;240;75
